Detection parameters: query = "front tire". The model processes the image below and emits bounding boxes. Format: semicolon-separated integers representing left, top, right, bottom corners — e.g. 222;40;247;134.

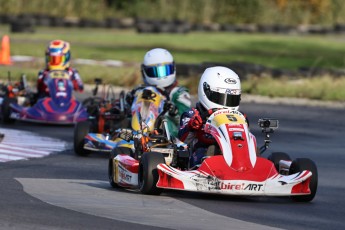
267;152;291;172
108;147;133;188
289;158;318;202
74;121;91;156
138;152;165;195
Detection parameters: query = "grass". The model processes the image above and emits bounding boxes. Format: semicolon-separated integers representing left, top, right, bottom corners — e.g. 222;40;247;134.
242;75;345;101
1;26;345;101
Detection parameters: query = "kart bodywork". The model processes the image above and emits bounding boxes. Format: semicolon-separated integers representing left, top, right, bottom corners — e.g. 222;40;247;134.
109;109;318;202
1;70;88;124
74;86;177;156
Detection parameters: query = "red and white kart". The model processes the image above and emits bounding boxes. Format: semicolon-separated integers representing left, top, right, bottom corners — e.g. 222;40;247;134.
109;109;318;202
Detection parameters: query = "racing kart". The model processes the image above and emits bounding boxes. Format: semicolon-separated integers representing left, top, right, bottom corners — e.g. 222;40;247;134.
0;73;33;123
74;85;178;156
1;70;88;125
109;109;318;202
82;78;129;134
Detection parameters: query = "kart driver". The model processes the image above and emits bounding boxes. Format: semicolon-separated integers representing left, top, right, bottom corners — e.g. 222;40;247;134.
36;40;84;99
125;48;192;135
178;66;249;167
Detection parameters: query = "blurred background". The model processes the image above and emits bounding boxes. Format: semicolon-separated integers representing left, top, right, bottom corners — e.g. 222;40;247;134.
1;0;345;100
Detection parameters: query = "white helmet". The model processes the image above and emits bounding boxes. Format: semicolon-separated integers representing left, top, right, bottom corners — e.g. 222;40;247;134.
198;66;241;111
142;48;176;88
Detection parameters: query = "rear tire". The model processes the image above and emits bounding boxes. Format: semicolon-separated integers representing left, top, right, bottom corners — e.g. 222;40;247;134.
108;147;133;188
138;152;165;195
1;97;16;124
74;121;91;156
289;158;318;202
267;152;291;172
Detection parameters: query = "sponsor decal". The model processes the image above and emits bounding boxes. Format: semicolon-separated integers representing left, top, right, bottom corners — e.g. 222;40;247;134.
213;109;241;116
118;165;132;182
119;170;132;182
228;128;244;132
225;89;240;95
224;78;237;84
220;182;263;191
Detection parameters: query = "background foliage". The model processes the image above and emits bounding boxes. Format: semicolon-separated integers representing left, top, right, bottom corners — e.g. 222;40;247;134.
1;1;345;101
1;0;345;25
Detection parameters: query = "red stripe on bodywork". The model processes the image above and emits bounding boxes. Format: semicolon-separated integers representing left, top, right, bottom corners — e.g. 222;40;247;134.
66;100;77;113
42;98;54;113
225;124;253;172
117;155;139;173
157;168;184;189
291;177;311;194
42;98;78;114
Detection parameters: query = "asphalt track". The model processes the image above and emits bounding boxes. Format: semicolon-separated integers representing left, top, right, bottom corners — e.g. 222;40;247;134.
0;100;344;230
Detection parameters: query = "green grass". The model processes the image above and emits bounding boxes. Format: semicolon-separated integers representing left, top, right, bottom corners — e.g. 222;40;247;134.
242;75;345;101
1;26;345;101
3;26;345;68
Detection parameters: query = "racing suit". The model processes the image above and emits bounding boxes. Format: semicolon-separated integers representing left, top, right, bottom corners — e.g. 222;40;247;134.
126;81;191;137
178;102;249;167
36;67;84;99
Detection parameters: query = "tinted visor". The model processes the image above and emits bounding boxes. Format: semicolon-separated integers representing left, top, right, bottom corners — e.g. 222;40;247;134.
204;83;240;107
49;55;64;66
143;63;175;78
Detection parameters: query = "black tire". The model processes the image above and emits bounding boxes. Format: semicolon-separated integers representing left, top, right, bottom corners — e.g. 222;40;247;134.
73;121;91;156
1;97;16;124
289;158;318;202
108;147;133;188
138;152;165;195
267;152;291;172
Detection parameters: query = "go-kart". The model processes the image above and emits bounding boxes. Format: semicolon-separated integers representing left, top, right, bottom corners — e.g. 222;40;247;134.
0;73;33;123
109;109;318;202
73;78;128;156
82;78;129;133
1;70;88;125
74;85;178;156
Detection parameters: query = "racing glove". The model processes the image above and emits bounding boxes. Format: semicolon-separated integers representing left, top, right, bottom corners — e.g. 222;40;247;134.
188;108;202;130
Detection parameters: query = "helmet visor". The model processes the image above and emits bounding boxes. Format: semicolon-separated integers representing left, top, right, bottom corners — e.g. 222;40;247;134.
143;63;175;78
204;83;240;108
48;55;65;66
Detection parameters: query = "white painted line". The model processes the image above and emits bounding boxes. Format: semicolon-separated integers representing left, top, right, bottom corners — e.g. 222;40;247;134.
0;128;68;163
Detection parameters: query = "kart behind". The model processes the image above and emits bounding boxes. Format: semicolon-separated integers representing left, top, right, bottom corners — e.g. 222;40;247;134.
74;85;177;156
1;70;88;125
108;109;318;202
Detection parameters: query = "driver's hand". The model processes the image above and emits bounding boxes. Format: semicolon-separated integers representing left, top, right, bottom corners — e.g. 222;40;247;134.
188;109;202;130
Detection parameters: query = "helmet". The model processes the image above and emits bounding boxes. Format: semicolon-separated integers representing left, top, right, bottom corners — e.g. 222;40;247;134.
45;40;71;70
198;66;241;111
141;48;176;88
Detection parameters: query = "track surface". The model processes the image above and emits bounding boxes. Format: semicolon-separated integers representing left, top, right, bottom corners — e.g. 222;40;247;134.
0;101;344;230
